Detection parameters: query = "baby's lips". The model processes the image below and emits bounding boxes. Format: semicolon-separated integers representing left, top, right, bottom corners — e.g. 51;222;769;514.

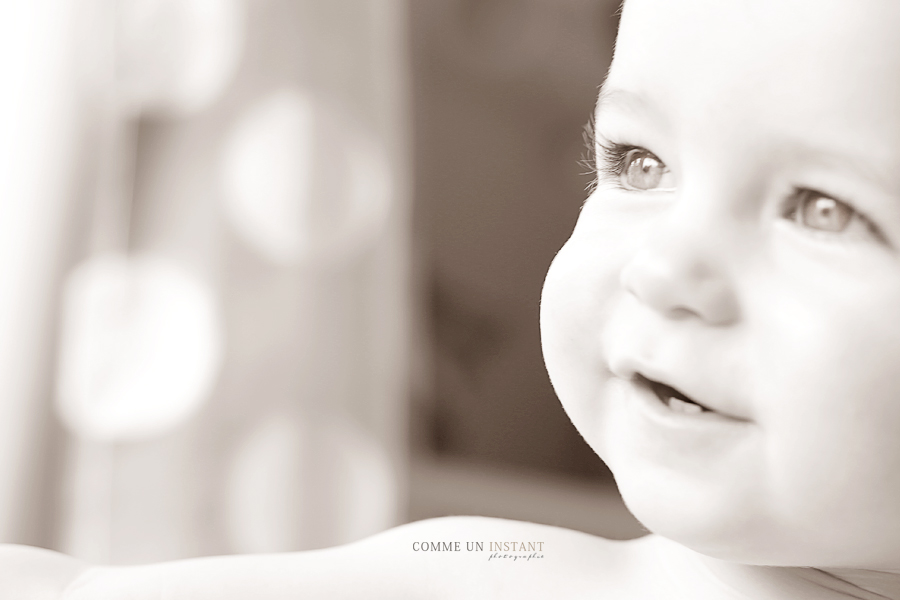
606;352;753;422
652;375;753;422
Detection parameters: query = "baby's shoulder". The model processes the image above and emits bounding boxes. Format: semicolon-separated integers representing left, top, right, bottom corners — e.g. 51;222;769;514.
0;544;90;600
360;516;654;598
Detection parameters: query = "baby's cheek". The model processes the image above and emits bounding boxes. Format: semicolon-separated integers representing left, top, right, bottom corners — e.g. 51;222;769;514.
541;241;617;406
751;296;900;525
543;233;626;346
541;246;595;386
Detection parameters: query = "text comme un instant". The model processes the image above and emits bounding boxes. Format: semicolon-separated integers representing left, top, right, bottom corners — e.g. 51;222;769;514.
412;541;545;552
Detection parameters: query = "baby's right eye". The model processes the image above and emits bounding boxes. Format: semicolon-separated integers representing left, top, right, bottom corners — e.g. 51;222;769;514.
598;141;675;192
620;148;673;191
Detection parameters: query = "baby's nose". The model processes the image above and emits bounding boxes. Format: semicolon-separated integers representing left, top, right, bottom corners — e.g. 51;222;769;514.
619;213;740;326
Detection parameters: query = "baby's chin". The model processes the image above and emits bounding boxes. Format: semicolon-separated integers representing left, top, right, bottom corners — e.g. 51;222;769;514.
609;467;817;566
618;488;892;570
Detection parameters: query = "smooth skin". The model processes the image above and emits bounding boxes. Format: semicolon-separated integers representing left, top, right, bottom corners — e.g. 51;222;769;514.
4;519;664;600
9;0;900;598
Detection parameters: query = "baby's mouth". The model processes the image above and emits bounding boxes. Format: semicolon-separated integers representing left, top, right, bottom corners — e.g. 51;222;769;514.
634;374;712;415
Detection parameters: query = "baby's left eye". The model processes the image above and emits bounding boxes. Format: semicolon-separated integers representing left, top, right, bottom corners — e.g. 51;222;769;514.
785;188;882;240
795;190;852;232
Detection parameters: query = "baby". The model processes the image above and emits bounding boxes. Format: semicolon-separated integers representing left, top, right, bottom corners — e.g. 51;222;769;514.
8;0;900;597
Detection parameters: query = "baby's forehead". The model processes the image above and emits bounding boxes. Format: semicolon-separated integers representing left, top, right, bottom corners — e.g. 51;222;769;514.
614;0;900;79
603;0;900;174
614;0;900;85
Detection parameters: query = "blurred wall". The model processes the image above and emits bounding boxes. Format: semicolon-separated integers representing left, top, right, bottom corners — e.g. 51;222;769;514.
0;0;411;565
411;0;620;477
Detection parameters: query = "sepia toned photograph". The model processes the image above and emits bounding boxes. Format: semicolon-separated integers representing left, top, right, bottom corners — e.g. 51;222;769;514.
4;0;900;598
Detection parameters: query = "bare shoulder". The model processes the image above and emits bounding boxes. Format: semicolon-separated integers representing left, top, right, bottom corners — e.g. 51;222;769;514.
0;544;90;600
14;519;654;600
148;517;647;600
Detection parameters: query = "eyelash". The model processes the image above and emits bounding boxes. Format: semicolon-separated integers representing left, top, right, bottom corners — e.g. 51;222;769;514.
598;140;644;186
579;119;600;195
580;119;646;196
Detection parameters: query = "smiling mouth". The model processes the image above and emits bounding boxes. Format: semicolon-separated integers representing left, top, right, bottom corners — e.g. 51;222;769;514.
634;374;712;415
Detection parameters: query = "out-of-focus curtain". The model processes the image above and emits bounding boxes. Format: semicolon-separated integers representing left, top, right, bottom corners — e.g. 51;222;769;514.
0;0;410;565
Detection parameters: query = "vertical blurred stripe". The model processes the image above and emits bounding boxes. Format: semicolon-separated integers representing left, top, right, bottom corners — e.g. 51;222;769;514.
0;0;79;543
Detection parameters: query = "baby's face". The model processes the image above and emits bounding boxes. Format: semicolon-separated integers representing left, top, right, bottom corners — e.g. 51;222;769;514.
541;0;900;568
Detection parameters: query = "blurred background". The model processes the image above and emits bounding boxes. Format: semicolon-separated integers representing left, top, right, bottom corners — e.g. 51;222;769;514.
0;0;642;565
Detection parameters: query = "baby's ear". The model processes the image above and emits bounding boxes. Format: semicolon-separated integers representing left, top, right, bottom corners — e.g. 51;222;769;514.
0;544;90;600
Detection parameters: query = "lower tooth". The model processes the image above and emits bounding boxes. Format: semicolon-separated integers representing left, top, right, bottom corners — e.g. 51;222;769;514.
667;397;702;414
